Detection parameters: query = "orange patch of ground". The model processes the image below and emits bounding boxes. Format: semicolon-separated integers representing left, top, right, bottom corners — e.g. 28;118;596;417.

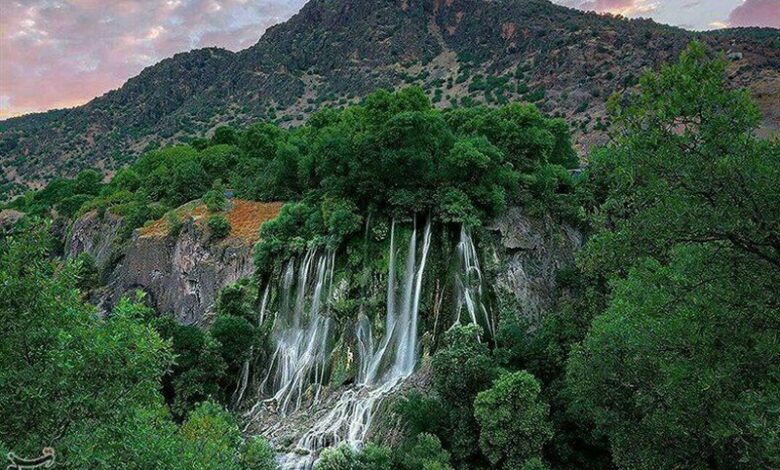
225;200;284;244
139;199;283;244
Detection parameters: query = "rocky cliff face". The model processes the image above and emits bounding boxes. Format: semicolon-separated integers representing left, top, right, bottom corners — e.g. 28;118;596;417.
65;201;578;330
489;206;582;327
66;210;125;268
66;200;282;324
105;220;255;325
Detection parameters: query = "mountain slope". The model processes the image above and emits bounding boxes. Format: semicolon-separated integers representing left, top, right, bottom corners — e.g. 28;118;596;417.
1;0;778;197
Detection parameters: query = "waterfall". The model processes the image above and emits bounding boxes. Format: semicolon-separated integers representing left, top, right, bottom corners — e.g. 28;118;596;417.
233;283;271;407
246;248;336;418
276;218;433;470
455;226;493;337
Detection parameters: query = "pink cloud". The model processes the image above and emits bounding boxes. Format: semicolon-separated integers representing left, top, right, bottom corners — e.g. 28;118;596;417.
0;0;307;118
556;0;656;16
579;0;637;12
728;0;780;28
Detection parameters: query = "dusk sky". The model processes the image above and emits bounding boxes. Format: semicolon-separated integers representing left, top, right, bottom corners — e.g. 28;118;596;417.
1;0;778;120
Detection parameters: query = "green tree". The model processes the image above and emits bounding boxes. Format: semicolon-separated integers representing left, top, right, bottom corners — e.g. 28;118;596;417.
432;325;498;407
399;433;453;470
211;314;256;376
74;169;103;195
179;401;243;470
239;437;277;470
566;42;780;469
208;214;231;239
429;325;498;465
580;42;779;278
152;314;227;417
0;226;171;464
204;179;228;212
212;126;239;146
567;247;780;469
315;443;392;470
474;371;552;470
74;251;99;291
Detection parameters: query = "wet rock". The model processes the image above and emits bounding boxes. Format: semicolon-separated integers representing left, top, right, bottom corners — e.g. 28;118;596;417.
488;207;582;326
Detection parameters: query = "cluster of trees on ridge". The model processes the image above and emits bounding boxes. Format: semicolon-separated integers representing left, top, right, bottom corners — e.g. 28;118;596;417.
1;43;778;469
6;86;579;245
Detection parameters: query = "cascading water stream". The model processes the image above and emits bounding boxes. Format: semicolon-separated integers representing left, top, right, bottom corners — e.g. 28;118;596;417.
233;284;271;407
454;226;494;337
246;248;336;419
246;221;492;469
277;218;433;470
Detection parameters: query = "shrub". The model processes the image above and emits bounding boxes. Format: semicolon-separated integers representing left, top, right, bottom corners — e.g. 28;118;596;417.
399;433;453;470
315;443;392;470
203;180;228;212
179;401;243;469
474;371;552;469
208;215;231;239
240;437;277;470
211;314;256;369
167;211;184;238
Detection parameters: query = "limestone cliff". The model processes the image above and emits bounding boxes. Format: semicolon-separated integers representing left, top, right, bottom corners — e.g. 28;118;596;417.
489;207;582;327
66;201;578;330
66;200;282;324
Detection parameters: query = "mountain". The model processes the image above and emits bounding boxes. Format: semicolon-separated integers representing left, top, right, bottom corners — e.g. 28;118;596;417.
1;0;778;197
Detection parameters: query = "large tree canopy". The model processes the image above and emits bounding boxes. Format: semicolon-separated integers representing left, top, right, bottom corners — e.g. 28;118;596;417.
566;42;780;469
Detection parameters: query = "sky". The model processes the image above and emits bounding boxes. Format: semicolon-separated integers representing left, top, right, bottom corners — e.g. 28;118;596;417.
1;0;778;120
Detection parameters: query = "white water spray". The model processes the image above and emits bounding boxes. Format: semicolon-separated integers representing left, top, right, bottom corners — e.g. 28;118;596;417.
277;218;432;470
454;226;493;337
246;248;336;418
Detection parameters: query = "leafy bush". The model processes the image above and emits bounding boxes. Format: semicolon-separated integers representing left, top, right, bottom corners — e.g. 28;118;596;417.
399;433;453;470
151;314;227;417
474;371;552;469
203;179;228;212
315;443;392;470
164;211;183;238
179;401;243;469
432;325;498;406
395;391;448;438
211;314;256;369
239;437;277;470
208;214;231;239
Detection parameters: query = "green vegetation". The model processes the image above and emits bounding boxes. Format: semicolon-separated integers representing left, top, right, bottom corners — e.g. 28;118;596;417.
2;42;778;470
208;214;231;239
6;87;577;255
566;42;780;469
316;443;392;470
391;42;779;470
474;372;552;469
0;226;275;469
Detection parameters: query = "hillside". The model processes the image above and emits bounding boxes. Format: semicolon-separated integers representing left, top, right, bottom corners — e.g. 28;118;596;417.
1;0;778;197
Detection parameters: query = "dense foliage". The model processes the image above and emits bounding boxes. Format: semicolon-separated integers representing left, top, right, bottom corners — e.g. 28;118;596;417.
6;87;577;256
390;42;780;470
565;42;780;469
0;226;275;469
2;42;778;470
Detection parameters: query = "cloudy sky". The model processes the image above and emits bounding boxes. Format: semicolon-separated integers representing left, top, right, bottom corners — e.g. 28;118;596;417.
1;0;778;119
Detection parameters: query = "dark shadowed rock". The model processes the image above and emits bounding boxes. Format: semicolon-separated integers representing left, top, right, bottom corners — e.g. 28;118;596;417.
66;210;124;268
489;207;582;326
103;219;255;325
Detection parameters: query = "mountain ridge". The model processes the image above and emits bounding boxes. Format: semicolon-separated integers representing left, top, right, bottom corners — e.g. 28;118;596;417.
1;0;778;197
